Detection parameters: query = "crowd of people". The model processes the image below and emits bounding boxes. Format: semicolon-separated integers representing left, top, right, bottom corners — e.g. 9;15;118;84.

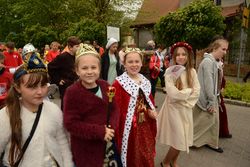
0;35;233;167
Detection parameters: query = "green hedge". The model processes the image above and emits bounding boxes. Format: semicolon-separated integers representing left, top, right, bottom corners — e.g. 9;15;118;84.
223;81;250;102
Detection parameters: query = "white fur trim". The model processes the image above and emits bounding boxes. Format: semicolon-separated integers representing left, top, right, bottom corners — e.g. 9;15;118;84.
116;72;155;167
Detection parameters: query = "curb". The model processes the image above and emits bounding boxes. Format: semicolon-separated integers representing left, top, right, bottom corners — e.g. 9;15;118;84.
156;87;250;108
224;98;250;107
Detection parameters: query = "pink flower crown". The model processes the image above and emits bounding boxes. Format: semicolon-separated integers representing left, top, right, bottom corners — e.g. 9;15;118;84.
170;42;193;55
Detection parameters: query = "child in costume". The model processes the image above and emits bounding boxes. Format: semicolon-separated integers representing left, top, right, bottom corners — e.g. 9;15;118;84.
113;47;157;167
63;44;119;167
157;42;200;167
0;53;73;167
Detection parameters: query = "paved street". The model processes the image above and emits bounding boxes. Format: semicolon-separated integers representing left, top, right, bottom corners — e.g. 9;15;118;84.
51;89;250;167
154;91;250;167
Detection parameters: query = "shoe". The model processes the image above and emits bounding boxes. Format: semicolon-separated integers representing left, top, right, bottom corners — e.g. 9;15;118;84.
161;162;172;167
205;145;223;153
220;134;232;138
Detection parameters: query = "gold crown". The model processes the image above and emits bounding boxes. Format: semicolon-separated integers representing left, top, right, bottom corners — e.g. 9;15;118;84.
76;43;100;60
124;47;142;56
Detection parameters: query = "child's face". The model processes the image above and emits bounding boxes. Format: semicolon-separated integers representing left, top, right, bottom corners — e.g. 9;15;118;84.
109;43;118;53
51;43;59;51
76;55;100;89
175;47;188;66
16;74;48;108
124;52;142;77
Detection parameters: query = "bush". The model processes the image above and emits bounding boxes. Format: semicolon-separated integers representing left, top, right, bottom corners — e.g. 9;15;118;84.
223;81;250;102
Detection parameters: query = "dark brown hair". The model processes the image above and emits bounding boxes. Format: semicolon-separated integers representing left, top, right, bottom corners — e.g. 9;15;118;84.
6;66;48;166
6;42;15;49
67;36;81;48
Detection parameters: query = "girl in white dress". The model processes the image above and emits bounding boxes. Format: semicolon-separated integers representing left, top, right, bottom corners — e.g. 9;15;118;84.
157;42;200;167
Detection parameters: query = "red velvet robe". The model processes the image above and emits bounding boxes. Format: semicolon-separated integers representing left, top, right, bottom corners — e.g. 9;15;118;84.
113;72;157;167
63;80;119;167
219;76;231;137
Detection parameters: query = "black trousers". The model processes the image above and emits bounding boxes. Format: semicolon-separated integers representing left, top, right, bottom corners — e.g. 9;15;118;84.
150;70;165;98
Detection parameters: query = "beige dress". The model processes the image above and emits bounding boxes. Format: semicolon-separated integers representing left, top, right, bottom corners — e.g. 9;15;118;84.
157;68;200;152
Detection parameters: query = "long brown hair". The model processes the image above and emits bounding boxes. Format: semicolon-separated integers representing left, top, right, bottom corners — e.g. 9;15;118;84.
5;66;48;166
172;47;194;90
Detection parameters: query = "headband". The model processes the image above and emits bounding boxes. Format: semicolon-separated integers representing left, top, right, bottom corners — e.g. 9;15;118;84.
170;42;193;55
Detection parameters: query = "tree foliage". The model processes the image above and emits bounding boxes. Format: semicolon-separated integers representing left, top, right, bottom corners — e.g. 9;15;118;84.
0;0;141;48
154;0;226;50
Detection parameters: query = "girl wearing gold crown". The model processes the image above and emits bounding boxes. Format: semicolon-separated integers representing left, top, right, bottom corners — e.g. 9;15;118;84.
0;53;74;167
112;48;157;167
63;44;119;167
157;42;200;167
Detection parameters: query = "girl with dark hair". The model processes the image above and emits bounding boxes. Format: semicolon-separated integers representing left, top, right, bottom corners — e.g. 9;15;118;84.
0;54;73;167
157;42;200;167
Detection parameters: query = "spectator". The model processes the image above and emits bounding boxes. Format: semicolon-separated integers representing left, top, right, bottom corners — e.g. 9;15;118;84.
101;37;123;84
93;40;104;57
48;36;80;109
45;41;60;63
149;44;167;97
145;40;156;51
3;42;23;71
0;52;13;109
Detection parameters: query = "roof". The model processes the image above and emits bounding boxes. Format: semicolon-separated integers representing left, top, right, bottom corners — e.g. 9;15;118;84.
132;0;242;27
132;0;180;27
221;4;241;17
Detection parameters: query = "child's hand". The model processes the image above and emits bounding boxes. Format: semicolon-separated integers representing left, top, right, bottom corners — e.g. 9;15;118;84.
104;125;115;142
207;106;216;114
0;63;5;68
148;109;158;120
59;80;65;85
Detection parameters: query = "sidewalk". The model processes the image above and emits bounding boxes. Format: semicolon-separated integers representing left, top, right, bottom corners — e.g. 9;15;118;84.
154;91;250;167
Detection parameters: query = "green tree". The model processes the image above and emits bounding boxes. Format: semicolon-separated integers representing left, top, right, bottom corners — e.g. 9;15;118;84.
60;18;106;44
0;0;141;48
154;0;226;50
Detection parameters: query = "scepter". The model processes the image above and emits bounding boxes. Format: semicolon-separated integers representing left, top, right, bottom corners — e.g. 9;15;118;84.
103;86;122;167
106;86;116;126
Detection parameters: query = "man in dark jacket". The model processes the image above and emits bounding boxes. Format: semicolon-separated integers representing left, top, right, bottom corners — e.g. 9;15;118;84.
48;36;81;110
